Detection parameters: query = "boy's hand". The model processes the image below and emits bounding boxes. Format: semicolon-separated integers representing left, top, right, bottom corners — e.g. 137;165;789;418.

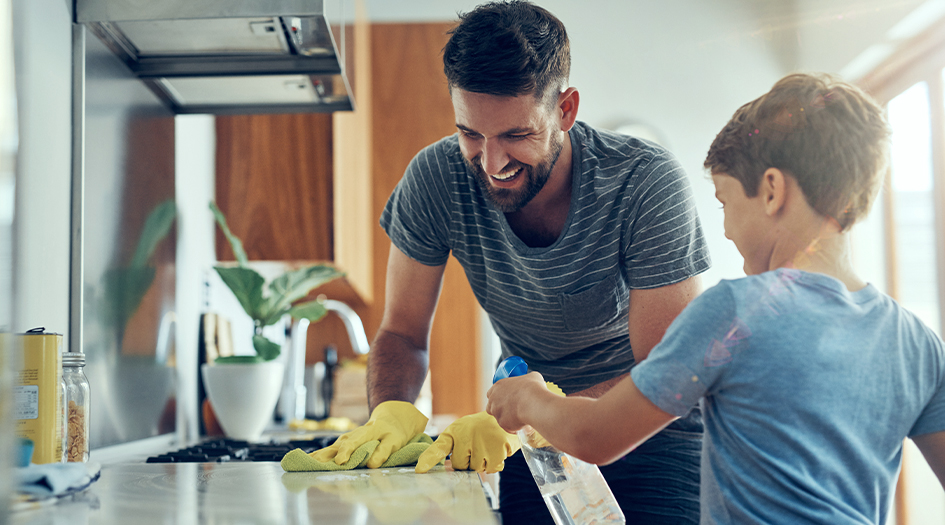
486;371;549;433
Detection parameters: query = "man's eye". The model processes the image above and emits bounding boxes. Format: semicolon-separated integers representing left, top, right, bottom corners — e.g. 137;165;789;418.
507;134;528;141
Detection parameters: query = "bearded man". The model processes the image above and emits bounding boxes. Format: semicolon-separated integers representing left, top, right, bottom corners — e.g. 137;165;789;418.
313;2;711;523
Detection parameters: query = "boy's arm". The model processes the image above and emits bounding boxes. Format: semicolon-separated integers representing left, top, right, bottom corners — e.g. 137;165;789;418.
487;372;677;465
913;431;945;488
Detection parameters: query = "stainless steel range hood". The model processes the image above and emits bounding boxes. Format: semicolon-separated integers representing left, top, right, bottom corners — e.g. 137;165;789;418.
75;0;355;115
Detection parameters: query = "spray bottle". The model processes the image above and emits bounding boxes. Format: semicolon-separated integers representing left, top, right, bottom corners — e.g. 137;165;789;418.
493;356;626;525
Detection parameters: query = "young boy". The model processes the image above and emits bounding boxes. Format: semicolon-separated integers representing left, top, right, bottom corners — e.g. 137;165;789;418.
486;72;945;523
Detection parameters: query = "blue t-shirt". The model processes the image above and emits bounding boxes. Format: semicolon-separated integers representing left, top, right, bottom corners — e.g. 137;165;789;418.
381;121;711;393
632;269;945;524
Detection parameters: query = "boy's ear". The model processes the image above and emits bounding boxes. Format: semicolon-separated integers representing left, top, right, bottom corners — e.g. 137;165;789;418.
761;168;787;217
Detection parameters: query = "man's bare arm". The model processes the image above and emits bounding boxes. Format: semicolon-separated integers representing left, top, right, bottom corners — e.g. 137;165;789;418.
570;276;702;399
569;373;629;399
366;245;446;411
628;276;702;363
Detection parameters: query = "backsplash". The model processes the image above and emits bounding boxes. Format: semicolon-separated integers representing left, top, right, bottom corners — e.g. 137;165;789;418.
82;31;177;449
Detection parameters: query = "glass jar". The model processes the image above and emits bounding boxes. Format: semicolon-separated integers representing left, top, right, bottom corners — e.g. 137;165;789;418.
59;372;66;462
62;353;90;462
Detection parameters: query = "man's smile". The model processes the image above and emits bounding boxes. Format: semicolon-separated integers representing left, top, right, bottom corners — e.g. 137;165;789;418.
490;167;522;181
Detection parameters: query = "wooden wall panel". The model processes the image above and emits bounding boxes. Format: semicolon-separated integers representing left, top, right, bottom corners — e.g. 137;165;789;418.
369;22;483;417
214;114;334;262
333;3;375;305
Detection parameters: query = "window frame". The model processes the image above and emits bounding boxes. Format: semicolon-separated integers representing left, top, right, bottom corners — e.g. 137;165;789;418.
858;19;945;525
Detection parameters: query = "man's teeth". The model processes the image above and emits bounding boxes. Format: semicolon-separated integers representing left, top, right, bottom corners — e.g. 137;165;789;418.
492;168;520;181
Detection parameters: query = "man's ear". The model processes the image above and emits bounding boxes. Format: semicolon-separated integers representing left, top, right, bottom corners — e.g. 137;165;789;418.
761;167;787;217
558;87;579;132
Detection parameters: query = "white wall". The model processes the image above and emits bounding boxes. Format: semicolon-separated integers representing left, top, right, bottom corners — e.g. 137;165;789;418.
795;0;927;78
12;0;72;341
174;115;216;444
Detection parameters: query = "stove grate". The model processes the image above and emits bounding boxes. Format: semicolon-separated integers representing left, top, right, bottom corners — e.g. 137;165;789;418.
146;436;339;463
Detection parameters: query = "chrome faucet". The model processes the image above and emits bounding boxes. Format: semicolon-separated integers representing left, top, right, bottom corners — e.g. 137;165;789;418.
321;298;370;355
280;297;370;423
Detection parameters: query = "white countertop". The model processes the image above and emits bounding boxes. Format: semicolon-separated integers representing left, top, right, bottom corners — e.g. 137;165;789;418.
11;461;500;524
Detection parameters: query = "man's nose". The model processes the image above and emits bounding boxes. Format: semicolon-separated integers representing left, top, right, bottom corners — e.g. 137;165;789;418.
480;139;510;175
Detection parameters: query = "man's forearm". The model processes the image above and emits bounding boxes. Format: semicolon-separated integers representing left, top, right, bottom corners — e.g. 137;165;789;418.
568;373;629;399
366;329;430;411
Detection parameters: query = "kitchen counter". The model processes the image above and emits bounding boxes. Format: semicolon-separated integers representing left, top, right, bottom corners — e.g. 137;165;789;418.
10;461;500;524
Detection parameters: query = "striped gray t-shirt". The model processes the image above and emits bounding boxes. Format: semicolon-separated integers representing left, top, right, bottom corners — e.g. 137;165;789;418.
381;121;711;393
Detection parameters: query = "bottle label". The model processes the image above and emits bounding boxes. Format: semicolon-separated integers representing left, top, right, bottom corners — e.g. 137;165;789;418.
14;385;39;419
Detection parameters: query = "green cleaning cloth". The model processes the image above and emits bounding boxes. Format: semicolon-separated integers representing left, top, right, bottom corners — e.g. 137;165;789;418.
281;433;442;472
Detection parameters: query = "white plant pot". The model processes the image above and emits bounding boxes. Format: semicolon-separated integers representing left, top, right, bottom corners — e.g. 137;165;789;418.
201;361;285;442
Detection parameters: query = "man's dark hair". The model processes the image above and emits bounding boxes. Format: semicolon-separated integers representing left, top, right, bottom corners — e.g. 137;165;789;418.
704;73;891;231
443;0;570;104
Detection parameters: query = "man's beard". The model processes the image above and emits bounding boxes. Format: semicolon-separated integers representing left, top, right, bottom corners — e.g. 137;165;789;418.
467;136;564;213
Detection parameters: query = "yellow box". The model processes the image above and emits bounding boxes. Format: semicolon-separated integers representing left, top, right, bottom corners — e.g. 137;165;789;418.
14;329;63;464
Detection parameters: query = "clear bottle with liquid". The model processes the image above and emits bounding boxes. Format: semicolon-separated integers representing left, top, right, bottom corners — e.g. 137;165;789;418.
493;357;625;525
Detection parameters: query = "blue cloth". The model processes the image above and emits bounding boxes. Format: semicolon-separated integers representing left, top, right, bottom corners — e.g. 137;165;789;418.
380;121;711;393
632;269;945;524
499;429;702;525
16;461;101;496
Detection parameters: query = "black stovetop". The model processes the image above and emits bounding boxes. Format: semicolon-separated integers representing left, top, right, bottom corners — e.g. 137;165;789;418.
146;435;339;464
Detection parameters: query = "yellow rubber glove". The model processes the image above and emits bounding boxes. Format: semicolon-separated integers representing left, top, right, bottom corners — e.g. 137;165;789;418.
310;400;429;469
529;381;566;448
544;381;565;397
415;411;520;474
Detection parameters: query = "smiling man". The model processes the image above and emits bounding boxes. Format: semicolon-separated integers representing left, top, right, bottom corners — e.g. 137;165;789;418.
312;1;711;523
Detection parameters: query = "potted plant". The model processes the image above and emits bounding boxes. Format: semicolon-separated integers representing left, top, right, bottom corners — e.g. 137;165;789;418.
202;202;343;441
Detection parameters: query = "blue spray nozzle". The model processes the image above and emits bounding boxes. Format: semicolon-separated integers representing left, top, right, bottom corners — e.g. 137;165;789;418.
493;356;529;384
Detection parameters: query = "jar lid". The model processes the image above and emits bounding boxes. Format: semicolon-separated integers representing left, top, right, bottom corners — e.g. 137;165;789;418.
22;327;63;336
62;352;86;367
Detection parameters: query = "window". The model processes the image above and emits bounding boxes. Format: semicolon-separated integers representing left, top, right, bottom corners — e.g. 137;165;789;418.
886;81;941;335
857;32;945;523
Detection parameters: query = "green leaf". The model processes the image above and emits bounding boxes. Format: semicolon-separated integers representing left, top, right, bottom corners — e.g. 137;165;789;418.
253;335;282;361
101;266;156;331
286;300;329;323
209;201;249;266
214;266;266;320
130;200;177;268
213;355;264;364
263;265;344;324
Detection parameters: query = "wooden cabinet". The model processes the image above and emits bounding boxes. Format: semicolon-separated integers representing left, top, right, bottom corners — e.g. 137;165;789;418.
214;20;483;418
214;113;334;263
367;22;483;417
